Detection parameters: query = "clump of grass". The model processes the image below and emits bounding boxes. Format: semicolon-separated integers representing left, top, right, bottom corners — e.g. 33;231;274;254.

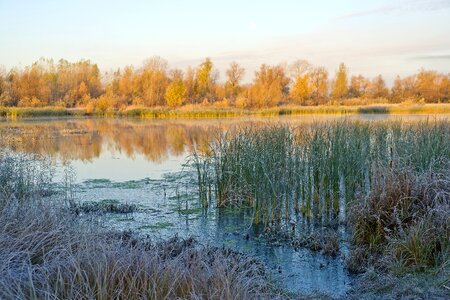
0;201;274;299
346;165;450;274
292;230;340;257
138;221;174;230
0;106;85;118
74;200;137;214
0;150;56;207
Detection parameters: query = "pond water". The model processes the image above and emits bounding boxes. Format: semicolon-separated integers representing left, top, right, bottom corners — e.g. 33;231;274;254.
0;114;446;297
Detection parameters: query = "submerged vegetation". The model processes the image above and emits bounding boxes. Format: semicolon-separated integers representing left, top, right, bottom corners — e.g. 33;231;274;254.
194;119;450;277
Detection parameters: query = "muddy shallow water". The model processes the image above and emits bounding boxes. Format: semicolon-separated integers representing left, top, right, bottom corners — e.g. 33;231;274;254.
1;114;446;297
77;172;352;296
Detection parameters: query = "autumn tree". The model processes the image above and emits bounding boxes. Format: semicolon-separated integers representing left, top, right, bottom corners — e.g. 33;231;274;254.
52;59;102;107
438;74;450;102
165;79;186;107
332;63;348;99
290;75;311;105
195;58;217;102
12;60;53;107
348;75;370;98
309;67;329;104
367;75;389;99
135;56;169;106
0;67;14;106
248;64;290;108
109;66;135;106
183;67;197;104
413;69;450;102
391;75;415;103
225;62;245;101
289;60;312;105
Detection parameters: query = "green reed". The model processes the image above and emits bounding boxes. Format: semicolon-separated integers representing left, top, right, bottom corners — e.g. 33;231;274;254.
194;119;450;231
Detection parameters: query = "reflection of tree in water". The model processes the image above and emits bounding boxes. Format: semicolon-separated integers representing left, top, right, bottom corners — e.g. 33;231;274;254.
0;119;217;162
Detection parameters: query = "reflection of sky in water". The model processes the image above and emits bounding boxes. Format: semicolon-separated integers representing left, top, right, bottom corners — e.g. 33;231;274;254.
1;114;448;183
71;146;189;182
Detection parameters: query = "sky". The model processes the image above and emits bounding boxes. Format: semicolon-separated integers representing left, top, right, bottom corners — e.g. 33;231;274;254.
0;0;449;84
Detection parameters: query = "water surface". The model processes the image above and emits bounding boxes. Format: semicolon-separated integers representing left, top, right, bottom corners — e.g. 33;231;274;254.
1;114;446;297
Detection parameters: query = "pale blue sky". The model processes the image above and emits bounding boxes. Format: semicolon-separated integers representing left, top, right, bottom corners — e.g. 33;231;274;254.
1;0;449;83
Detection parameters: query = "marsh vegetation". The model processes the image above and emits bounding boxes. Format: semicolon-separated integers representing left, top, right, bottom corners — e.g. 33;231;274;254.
0;150;279;300
194;119;450;291
0;117;448;299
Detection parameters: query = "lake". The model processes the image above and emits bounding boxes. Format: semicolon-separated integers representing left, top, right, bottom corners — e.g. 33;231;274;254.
0;114;446;297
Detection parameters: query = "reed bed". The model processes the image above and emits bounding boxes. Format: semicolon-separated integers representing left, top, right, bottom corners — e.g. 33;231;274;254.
0;107;86;118
194;120;450;231
1;103;449;119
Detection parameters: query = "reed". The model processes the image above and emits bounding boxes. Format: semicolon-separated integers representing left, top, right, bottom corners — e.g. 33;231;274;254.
194;120;450;233
0;107;86;118
1;103;449;119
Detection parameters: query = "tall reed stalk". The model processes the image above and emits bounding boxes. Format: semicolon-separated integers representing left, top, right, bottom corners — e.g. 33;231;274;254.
194;120;450;232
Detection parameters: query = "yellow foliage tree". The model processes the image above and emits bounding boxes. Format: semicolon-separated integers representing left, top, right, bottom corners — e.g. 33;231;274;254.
290;74;311;105
332;63;348;99
165;80;186;108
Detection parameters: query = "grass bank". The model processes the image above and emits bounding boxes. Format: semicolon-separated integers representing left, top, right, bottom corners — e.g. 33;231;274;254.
1;103;449;119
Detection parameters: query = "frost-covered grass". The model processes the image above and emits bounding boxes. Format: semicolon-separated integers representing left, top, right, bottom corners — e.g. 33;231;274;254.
0;151;278;300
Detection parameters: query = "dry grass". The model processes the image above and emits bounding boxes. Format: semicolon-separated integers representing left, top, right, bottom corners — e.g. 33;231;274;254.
0;203;274;299
0;150;279;300
346;165;450;274
292;230;340;257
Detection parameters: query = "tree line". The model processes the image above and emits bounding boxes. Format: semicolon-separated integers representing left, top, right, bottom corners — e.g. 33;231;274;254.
0;57;448;110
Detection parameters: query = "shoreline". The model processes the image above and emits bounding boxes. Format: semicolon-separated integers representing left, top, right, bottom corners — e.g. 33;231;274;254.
1;103;449;119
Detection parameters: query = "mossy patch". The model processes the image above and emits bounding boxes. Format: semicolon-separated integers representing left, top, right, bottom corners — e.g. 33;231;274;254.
138;222;174;230
112;180;142;189
224;239;237;246
176;207;203;215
